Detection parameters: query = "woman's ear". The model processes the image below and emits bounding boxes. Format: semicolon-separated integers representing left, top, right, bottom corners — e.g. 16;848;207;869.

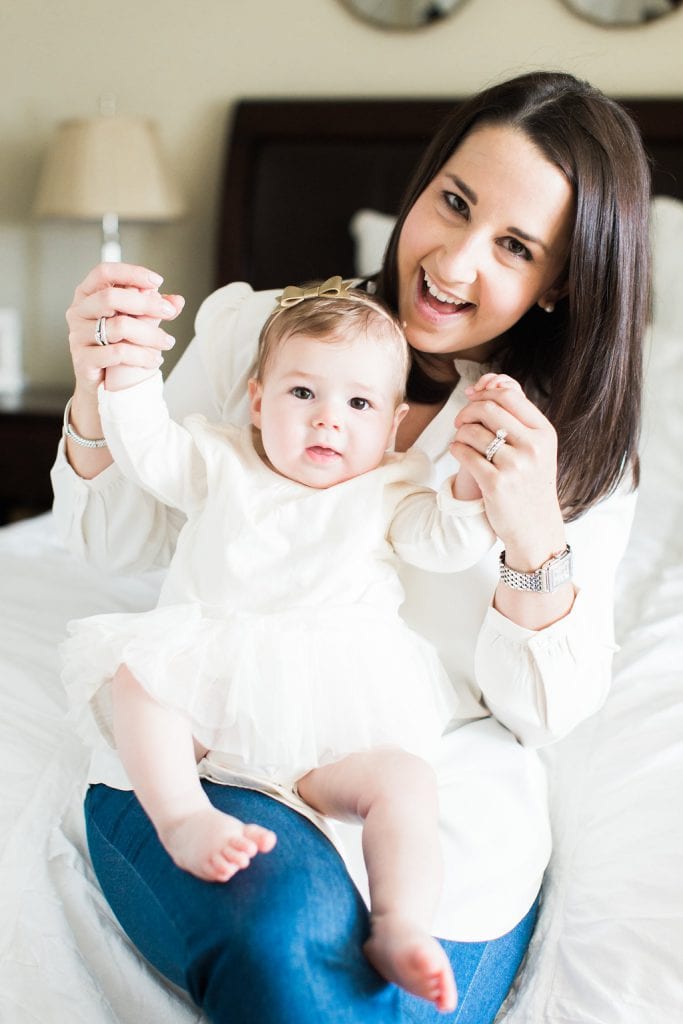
247;378;263;428
538;279;569;314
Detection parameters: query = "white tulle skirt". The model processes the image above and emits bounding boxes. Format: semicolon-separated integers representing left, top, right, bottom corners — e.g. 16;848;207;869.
61;602;459;781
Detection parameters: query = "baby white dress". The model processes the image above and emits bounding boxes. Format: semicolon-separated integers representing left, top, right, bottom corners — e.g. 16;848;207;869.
61;374;495;785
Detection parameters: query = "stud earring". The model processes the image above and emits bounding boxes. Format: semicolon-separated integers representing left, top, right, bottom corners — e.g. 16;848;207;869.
542;301;555;314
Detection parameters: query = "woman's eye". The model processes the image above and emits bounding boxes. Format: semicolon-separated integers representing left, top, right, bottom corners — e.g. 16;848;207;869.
349;397;370;411
291;386;313;400
442;191;469;218
503;237;532;261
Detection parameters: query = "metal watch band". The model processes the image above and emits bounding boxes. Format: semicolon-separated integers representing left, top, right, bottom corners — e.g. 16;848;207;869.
498;545;572;594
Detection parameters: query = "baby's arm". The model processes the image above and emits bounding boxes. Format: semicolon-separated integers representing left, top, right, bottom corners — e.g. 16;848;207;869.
388;479;495;574
392;373;523;567
105;363;158;392
98;371;207;514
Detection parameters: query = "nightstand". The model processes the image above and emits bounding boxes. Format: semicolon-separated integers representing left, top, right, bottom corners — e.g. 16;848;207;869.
0;386;71;524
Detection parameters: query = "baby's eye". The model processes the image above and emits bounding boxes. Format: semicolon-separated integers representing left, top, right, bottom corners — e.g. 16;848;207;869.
502;237;532;261
349;397;370;411
442;191;469;218
291;386;314;400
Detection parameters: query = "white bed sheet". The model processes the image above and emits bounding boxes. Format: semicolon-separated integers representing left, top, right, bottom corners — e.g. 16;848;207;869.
497;322;683;1022
1;321;681;1023
0;524;205;1023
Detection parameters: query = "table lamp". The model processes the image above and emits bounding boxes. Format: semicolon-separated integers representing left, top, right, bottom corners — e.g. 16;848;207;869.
33;112;184;262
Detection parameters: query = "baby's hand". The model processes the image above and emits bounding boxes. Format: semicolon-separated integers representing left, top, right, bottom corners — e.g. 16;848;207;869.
450;374;523;499
452;465;481;500
466;372;523;395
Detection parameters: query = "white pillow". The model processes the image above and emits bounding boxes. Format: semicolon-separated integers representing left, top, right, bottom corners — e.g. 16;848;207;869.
349;196;683;334
349;209;396;278
650;194;683;334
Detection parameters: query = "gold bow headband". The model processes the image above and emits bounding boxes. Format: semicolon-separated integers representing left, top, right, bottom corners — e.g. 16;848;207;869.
277;275;352;309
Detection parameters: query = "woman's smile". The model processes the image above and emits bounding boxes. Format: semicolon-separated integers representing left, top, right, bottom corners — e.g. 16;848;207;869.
420;267;476;319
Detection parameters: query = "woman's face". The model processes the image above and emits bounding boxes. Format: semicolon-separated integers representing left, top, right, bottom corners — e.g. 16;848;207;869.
397;124;575;363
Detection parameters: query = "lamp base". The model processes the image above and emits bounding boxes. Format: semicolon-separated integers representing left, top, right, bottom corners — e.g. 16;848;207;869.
101;240;122;262
101;212;121;263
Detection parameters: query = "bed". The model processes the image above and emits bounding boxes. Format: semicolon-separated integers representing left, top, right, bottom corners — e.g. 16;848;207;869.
2;96;682;1023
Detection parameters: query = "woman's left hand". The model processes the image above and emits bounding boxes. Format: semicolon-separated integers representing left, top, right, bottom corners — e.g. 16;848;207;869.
450;373;567;570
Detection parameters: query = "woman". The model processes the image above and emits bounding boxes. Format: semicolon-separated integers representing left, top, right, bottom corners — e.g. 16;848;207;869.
53;71;650;1023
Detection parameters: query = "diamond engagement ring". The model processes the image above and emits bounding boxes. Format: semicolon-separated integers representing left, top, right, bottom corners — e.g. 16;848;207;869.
95;316;110;346
485;428;508;463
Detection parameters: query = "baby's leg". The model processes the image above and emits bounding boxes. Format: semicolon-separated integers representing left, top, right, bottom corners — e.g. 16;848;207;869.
297;750;456;1014
111;664;276;882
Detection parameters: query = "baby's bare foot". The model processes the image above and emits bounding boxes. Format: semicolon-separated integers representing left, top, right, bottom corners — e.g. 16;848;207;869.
160;807;276;882
364;914;457;1014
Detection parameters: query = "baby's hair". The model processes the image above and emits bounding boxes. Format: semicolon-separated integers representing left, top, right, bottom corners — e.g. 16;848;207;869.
255;286;411;403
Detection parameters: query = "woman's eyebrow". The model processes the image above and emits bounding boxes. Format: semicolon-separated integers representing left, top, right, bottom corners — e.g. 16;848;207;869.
445;173;478;205
508;226;549;253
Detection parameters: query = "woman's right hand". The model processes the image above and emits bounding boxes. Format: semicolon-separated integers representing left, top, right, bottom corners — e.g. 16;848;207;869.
63;263;184;477
66;262;185;394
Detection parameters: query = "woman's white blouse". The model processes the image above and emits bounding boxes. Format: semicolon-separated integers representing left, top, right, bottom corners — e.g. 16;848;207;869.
51;282;637;942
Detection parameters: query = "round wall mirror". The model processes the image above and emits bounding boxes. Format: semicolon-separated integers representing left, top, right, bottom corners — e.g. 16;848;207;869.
339;0;470;31
561;0;681;27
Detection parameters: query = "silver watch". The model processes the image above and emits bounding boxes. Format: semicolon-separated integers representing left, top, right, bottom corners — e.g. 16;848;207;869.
499;545;572;593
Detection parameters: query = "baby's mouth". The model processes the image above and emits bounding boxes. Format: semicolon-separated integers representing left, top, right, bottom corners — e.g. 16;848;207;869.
306;445;342;461
421;269;474;314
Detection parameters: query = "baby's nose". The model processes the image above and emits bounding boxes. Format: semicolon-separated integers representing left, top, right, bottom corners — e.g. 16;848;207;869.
313;403;342;430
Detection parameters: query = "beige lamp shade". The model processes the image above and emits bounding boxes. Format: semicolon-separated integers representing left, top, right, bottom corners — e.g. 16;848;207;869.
33;115;184;221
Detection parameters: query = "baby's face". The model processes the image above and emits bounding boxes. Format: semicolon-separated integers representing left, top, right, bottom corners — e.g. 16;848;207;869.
249;331;408;488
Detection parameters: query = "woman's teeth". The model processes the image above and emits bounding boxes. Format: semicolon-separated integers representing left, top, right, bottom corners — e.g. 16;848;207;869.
423;270;469;308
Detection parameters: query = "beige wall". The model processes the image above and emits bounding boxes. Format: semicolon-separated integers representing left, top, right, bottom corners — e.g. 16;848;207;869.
2;0;682;386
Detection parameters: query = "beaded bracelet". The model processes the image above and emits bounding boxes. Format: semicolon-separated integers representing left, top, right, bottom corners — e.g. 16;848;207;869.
62;397;108;449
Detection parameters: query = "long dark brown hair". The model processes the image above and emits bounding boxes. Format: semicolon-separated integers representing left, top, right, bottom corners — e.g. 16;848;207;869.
377;71;651;521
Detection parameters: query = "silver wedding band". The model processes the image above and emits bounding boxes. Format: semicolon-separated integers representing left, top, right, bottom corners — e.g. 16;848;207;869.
485;428;508;463
95;316;109;346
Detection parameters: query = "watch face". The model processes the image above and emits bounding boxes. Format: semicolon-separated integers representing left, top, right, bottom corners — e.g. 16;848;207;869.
547;553;572;590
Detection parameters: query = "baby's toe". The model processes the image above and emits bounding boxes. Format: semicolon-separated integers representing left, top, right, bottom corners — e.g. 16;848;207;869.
229;834;259;858
433;960;457;1013
207;853;238;882
244;824;277;852
222;842;250;869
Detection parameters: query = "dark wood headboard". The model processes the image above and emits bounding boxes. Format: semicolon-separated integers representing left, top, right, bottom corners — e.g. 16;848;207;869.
215;98;683;292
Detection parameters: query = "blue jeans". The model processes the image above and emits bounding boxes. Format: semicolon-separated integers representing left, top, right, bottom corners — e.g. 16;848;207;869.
85;782;538;1024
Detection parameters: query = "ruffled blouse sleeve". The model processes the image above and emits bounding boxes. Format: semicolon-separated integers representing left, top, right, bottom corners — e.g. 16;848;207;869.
474;478;638;747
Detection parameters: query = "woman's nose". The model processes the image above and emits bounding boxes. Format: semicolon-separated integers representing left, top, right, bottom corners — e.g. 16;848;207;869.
436;233;480;286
